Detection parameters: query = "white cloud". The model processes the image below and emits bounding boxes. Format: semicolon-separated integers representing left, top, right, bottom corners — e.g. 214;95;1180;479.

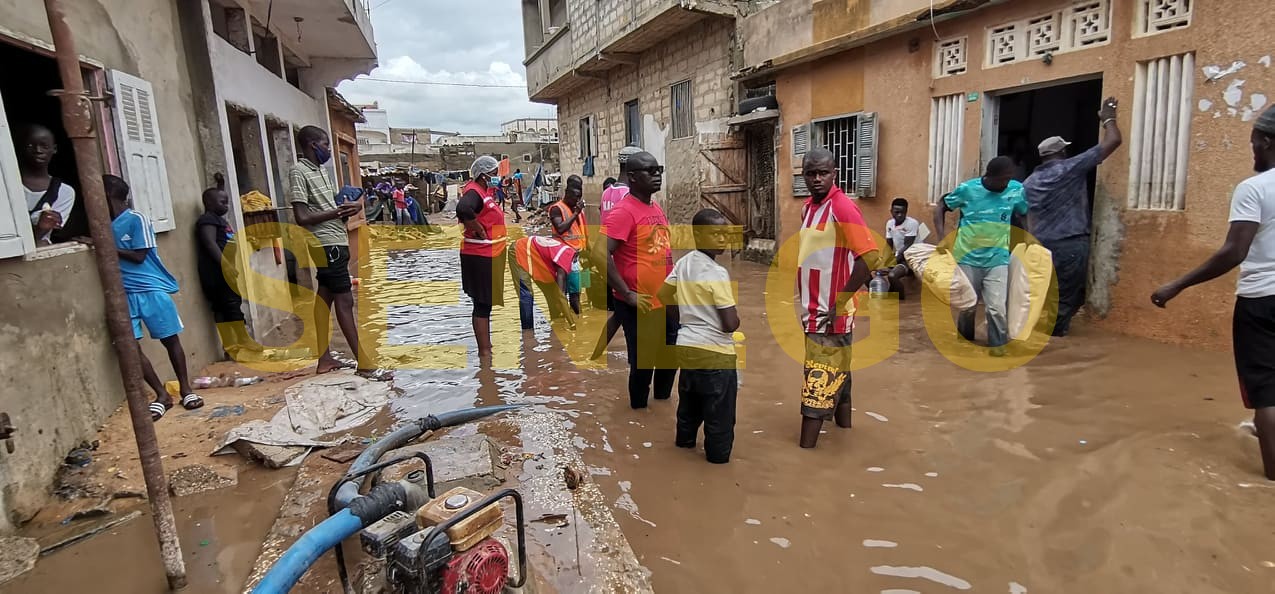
336;0;555;134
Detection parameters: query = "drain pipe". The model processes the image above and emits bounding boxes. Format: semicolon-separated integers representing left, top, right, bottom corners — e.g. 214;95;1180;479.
332;404;521;508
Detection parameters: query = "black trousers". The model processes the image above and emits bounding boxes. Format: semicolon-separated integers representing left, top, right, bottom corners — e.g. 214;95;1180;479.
613;298;678;408
1045;235;1089;336
676;347;737;463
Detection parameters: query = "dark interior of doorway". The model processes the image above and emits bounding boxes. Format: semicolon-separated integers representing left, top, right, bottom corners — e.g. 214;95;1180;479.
0;41;90;241
996;77;1102;215
745;125;775;241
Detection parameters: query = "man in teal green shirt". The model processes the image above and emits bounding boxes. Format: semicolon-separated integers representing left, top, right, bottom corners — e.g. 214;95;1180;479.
934;156;1028;353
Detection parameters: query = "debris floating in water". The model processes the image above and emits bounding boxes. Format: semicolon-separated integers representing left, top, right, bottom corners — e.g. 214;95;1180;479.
867;467;885;473
882;483;924;492
769;537;791;549
660;556;682;566
642;442;652;448
745;518;761;525
1010;582;1029;593
865;411;889;422
862;539;898;548
870;565;972;590
925;472;939;478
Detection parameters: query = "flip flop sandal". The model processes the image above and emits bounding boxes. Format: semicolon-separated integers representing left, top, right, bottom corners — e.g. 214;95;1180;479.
149;401;173;422
181;394;205;410
316;361;356;375
356;368;393;382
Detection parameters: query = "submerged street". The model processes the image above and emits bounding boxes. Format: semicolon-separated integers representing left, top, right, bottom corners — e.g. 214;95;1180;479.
12;223;1272;593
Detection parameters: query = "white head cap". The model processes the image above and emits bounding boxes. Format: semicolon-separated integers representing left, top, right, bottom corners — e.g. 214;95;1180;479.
470;155;499;178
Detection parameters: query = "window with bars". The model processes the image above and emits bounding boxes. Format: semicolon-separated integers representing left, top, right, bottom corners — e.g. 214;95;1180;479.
1136;0;1192;36
671;80;693;139
935;37;968;78
984;1;1109;68
1129;52;1194;210
808;113;879;198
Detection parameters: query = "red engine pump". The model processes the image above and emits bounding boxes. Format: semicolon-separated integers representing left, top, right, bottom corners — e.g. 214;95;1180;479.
438;539;510;594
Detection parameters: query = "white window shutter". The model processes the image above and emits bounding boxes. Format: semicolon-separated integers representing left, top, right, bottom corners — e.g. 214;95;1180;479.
792;124;809;159
855;112;879;198
0;93;36;258
108;70;175;232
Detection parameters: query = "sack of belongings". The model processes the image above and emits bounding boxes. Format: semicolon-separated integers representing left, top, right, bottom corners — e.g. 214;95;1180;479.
1007;243;1054;341
904;243;977;311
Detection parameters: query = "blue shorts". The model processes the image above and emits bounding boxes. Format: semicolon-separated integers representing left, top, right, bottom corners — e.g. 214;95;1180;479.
565;260;582;294
128;291;184;340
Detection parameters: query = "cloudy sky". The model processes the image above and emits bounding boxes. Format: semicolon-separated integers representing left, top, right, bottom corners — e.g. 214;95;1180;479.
336;0;555;135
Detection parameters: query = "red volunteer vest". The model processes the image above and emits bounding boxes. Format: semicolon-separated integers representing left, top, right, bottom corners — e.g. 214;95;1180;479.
460;180;507;257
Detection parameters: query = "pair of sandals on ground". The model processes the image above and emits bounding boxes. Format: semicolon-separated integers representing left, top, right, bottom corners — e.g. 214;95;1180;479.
147;353;391;422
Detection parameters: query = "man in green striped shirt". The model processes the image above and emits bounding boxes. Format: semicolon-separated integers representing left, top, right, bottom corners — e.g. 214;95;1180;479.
290;125;386;380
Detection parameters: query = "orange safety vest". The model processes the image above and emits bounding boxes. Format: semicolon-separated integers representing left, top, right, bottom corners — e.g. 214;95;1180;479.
549;200;586;252
514;236;568;285
460;180;507;257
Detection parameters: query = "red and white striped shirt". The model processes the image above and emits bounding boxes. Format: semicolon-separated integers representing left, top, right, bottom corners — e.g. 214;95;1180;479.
797;187;878;334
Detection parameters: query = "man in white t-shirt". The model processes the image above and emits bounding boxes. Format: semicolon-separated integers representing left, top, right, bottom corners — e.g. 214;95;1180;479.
658;208;740;463
19;124;76;245
1152;104;1275;480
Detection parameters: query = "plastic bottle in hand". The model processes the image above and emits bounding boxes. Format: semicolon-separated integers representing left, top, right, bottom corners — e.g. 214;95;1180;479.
869;271;890;298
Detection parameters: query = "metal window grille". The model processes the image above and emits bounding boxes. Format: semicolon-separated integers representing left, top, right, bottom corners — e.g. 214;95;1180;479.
1129;52;1194;210
671;80;693;139
814;115;858;195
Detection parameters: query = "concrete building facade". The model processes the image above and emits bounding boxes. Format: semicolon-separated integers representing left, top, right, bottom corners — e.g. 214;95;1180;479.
0;0;375;530
521;0;764;227
183;0;377;341
737;0;1274;348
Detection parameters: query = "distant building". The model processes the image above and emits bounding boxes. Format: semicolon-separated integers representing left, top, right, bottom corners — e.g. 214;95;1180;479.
502;117;559;141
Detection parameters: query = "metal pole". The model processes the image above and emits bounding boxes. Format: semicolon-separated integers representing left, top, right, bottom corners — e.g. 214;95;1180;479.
41;0;188;589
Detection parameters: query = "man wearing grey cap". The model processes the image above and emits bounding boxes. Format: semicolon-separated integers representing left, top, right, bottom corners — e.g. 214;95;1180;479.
1024;96;1123;337
1152;104;1275;480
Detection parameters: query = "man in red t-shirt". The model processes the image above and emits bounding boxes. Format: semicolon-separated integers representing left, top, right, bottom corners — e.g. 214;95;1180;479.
605;151;676;408
795;147;879;448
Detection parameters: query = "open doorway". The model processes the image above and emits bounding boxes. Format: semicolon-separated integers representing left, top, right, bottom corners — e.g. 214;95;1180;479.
745;125;776;241
995;77;1102;204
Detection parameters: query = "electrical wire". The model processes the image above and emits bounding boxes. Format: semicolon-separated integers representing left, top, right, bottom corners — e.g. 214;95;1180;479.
929;0;941;40
353;76;527;89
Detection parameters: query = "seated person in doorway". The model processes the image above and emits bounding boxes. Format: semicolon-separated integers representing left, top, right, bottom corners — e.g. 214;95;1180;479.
884;197;920;298
196;173;259;358
934;157;1029;356
18;123;75;245
658;208;741;464
510;235;578;328
106;174;203;421
550;175;587;315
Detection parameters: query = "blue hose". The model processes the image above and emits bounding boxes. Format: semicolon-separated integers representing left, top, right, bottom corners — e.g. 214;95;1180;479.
251;509;364;594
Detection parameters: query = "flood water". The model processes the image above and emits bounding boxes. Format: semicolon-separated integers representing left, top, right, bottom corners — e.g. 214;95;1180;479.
369;227;1275;593
9;224;1275;593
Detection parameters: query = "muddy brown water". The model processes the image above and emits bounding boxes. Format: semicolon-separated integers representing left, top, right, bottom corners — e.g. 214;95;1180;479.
9;230;1275;592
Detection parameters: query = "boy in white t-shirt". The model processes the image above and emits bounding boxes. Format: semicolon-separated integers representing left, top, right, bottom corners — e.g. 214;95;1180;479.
884;197;919;298
658;208;740;463
18;124;76;245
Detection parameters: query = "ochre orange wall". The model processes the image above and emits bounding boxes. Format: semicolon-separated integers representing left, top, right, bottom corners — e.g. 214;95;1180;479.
771;0;1275;349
